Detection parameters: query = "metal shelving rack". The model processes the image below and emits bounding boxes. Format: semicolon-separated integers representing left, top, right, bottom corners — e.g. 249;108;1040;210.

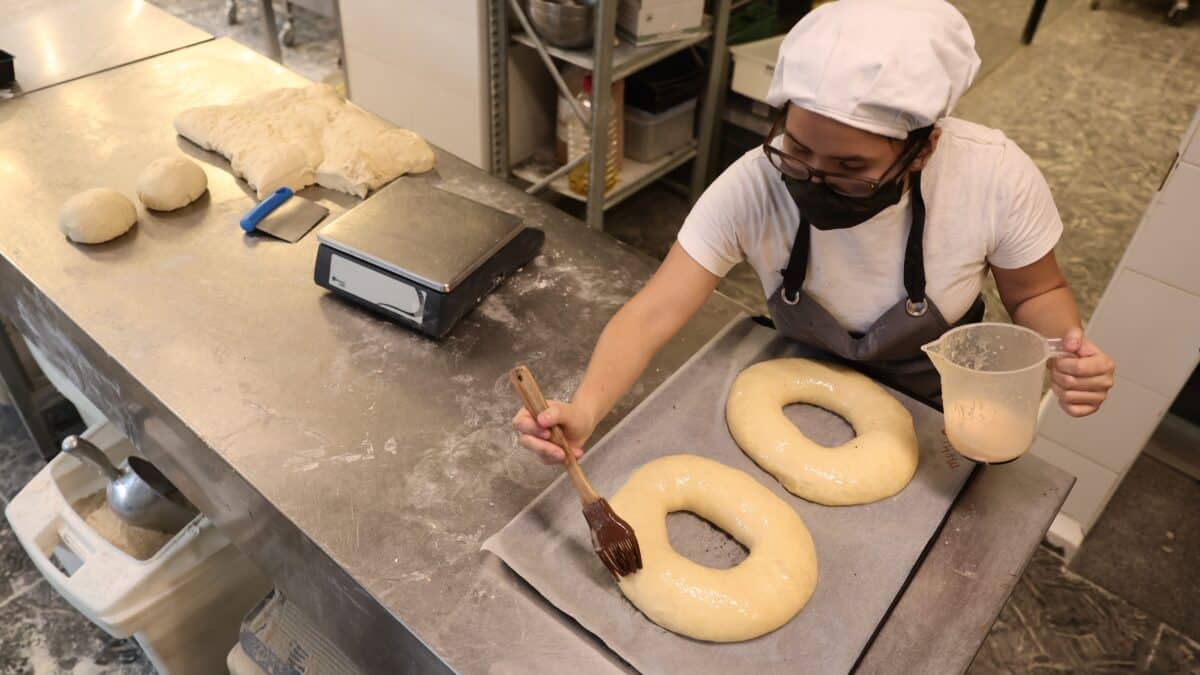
491;0;732;230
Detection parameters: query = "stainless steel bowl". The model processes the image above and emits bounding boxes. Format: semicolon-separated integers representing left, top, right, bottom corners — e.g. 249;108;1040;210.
529;0;594;49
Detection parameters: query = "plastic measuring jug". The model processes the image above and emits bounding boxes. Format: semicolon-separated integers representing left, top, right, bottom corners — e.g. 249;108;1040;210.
922;323;1071;463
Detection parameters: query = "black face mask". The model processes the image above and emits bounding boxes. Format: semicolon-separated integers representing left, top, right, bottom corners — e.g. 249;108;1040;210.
782;173;905;230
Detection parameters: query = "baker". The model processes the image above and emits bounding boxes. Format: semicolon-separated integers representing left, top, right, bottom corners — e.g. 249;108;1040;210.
515;0;1115;463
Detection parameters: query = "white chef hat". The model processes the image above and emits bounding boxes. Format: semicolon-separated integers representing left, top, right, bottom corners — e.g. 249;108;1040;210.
766;0;981;139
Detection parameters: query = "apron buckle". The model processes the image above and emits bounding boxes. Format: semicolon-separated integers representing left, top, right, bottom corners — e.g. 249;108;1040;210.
905;298;928;317
781;287;802;306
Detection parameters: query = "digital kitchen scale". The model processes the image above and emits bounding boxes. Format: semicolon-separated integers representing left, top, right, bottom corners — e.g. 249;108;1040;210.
314;180;544;338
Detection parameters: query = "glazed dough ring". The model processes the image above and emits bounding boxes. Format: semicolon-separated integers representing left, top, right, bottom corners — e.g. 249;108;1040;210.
727;359;918;506
610;454;818;642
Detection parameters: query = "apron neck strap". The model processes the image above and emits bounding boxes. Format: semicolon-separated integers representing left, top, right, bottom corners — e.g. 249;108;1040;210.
903;170;927;310
778;171;928;310
778;215;811;305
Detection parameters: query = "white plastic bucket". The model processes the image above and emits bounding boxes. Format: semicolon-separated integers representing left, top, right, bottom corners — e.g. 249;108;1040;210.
5;421;269;674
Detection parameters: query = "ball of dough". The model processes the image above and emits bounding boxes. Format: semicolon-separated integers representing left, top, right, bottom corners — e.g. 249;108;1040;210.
611;455;818;642
727;359;919;506
58;188;137;244
136;156;208;211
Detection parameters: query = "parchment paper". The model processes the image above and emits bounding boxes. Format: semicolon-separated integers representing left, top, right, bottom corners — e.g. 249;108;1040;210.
483;317;976;674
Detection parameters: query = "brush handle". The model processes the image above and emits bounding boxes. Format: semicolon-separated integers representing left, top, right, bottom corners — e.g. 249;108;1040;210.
510;365;602;506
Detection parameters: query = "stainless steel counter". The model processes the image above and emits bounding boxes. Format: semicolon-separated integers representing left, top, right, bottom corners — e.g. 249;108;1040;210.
0;0;212;96
0;38;1072;674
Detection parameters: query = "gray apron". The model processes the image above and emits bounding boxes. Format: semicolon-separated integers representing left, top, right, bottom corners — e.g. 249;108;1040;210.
765;171;985;408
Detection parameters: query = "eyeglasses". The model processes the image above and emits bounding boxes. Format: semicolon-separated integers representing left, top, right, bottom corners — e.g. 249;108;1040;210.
762;114;916;198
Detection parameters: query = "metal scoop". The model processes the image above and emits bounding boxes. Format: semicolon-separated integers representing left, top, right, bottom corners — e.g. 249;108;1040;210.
61;435;198;533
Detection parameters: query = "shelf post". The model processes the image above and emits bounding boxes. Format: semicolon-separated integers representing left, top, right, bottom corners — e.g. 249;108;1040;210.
586;0;619;230
488;0;510;176
691;0;733;202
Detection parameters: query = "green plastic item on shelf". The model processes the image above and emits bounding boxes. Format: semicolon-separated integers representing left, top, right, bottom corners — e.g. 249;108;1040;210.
729;0;781;45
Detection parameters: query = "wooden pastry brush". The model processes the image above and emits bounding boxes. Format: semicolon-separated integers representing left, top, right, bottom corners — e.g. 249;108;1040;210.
510;365;643;578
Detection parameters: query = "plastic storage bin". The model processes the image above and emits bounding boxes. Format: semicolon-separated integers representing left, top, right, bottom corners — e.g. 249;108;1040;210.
5;420;270;675
625;51;704;114
624;99;697;162
618;0;705;45
728;0;781;45
730;34;786;104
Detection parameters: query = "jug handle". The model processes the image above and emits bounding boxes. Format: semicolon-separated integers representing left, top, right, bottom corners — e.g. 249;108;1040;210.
1045;338;1073;360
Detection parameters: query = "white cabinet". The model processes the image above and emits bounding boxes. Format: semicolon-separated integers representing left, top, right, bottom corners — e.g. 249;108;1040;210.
339;1;492;168
338;1;556;171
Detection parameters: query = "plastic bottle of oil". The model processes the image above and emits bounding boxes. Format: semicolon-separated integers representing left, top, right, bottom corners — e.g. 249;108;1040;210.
567;74;621;196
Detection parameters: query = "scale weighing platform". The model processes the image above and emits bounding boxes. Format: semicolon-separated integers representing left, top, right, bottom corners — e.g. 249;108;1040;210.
314;180;544;338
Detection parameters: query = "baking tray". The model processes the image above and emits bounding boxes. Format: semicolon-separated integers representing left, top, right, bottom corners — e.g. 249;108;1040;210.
483;317;976;674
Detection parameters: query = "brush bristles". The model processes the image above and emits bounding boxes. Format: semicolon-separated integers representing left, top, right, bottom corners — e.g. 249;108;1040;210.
583;499;643;578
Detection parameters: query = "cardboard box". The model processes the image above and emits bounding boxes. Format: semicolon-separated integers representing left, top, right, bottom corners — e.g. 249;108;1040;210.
618;0;705;45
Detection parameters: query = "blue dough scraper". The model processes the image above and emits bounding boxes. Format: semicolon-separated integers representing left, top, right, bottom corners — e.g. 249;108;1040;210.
240;187;329;243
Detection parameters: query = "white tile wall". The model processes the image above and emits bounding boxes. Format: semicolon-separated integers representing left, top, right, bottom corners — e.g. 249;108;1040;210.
1039;375;1171;474
1123;162;1200;296
1029;435;1120;531
1044;108;1200;534
1085;269;1200;399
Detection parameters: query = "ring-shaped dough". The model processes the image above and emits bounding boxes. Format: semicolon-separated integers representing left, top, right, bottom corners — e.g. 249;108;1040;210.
611;455;818;642
727;359;918;506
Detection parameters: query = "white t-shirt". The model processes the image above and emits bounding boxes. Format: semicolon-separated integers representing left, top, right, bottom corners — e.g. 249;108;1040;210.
678;117;1063;333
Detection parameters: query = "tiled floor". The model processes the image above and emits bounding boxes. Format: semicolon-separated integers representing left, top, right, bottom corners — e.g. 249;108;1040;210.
970;545;1199;673
1071;453;1200;640
3;0;1200;673
956;0;1074;79
952;0;1200;323
149;0;343;86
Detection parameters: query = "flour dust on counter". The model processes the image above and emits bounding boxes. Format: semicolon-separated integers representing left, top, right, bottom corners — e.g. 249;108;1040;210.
476;295;521;332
